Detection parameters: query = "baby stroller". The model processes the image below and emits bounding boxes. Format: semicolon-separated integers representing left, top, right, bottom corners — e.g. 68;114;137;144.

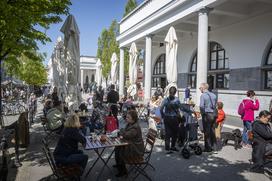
180;110;202;159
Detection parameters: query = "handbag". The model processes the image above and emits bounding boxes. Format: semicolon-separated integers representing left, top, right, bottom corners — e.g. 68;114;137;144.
167;98;184;122
105;115;118;133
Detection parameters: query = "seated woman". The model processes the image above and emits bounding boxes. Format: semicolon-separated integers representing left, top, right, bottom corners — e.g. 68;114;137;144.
251;110;272;173
114;110;144;177
53;114;88;175
43;98;53;116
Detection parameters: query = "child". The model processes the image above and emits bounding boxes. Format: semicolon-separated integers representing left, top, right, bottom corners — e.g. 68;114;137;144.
215;101;226;149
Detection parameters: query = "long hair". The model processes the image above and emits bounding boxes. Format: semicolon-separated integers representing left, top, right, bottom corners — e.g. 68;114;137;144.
64;114;81;128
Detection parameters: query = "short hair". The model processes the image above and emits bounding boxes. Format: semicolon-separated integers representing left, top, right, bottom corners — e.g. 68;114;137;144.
217;102;224;109
127;110;138;123
169;86;177;95
246;90;255;97
259;110;272;118
53;100;61;107
200;83;209;90
110;84;115;90
64;114;81;128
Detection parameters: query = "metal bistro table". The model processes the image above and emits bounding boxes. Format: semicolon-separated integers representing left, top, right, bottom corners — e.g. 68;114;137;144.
84;135;128;179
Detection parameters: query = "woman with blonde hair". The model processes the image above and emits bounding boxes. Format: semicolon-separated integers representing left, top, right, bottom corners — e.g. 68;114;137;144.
53;114;88;175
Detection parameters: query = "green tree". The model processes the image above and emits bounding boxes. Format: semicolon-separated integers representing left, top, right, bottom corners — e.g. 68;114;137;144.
4;52;47;86
123;0;138;17
97;20;119;79
0;0;71;63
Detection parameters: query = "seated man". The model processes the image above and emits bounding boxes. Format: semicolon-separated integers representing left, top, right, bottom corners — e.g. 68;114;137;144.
46;100;65;133
251;110;272;173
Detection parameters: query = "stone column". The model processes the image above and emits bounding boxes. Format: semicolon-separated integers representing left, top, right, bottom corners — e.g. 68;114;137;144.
144;35;152;103
196;7;211;105
80;69;84;90
119;48;125;96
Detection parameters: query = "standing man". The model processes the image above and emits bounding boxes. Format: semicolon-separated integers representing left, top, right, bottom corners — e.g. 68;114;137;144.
107;84;120;125
199;83;217;152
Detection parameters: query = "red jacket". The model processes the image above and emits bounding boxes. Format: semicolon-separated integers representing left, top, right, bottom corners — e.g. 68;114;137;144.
216;109;225;123
242;98;259;122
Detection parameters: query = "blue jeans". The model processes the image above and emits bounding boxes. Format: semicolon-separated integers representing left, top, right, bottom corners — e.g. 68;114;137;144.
242;121;252;144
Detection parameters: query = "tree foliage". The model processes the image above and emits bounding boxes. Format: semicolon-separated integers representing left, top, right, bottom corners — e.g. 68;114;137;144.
4;52;47;86
123;0;138;17
0;0;71;63
97;20;119;78
96;0;138;81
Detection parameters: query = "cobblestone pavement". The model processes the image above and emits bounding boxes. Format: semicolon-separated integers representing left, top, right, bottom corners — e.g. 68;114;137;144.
2;96;271;181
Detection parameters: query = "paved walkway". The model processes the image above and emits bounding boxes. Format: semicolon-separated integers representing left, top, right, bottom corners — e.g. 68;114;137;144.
3;98;271;181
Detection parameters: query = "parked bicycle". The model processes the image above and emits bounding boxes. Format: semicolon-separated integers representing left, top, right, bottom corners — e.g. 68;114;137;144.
2;100;25;116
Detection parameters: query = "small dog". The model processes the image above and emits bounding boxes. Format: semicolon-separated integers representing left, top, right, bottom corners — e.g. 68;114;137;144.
221;129;242;150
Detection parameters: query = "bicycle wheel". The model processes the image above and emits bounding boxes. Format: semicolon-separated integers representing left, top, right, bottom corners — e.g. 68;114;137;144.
17;105;25;114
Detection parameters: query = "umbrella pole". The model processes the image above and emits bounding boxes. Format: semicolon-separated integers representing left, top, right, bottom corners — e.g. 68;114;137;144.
0;58;3;127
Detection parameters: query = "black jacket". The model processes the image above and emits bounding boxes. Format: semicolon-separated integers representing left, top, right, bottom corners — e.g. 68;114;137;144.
54;127;86;157
252;120;272;144
252;119;272;166
107;90;119;104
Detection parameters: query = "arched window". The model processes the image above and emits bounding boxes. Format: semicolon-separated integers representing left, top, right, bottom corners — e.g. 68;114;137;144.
263;42;272;89
188;42;230;89
188;54;197;88
152;54;167;88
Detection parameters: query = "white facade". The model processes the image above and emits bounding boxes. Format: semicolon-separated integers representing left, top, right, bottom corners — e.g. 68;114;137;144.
117;0;272;116
80;56;98;90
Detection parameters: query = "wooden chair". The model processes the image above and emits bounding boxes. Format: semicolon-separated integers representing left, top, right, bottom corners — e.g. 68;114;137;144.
125;128;157;180
41;139;82;181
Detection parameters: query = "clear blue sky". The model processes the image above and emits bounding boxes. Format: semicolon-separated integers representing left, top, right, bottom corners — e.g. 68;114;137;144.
38;0;143;64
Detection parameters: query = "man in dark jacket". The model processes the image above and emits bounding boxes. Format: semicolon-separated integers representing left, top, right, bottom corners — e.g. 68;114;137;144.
107;84;119;122
251;110;272;173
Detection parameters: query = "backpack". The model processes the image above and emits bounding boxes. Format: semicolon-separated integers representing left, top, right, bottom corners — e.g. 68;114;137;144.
238;101;245;118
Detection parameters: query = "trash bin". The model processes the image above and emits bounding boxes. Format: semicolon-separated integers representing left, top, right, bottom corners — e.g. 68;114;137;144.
17;112;29;147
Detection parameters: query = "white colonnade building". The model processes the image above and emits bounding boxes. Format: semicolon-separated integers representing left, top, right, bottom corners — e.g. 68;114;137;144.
117;0;272;116
80;56;98;91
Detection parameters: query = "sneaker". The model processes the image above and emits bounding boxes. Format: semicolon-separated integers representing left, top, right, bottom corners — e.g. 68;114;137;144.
166;150;173;154
170;147;179;152
243;144;252;149
250;168;264;174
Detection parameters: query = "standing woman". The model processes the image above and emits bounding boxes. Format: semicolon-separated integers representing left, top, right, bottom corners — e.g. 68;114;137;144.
241;90;259;148
53;114;88;175
28;93;37;124
160;86;192;154
114;110;144;177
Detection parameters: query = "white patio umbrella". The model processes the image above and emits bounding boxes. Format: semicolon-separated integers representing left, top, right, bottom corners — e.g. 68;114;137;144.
60;14;80;110
95;59;102;87
127;42;138;97
110;52;118;85
164;26;178;96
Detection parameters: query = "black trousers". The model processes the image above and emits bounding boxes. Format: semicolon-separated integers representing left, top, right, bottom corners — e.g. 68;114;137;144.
252;142;272;169
202;113;216;150
164;116;179;150
115;147;127;172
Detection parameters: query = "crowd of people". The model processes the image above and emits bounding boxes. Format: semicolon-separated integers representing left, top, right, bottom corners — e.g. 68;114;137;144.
37;82;272;177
